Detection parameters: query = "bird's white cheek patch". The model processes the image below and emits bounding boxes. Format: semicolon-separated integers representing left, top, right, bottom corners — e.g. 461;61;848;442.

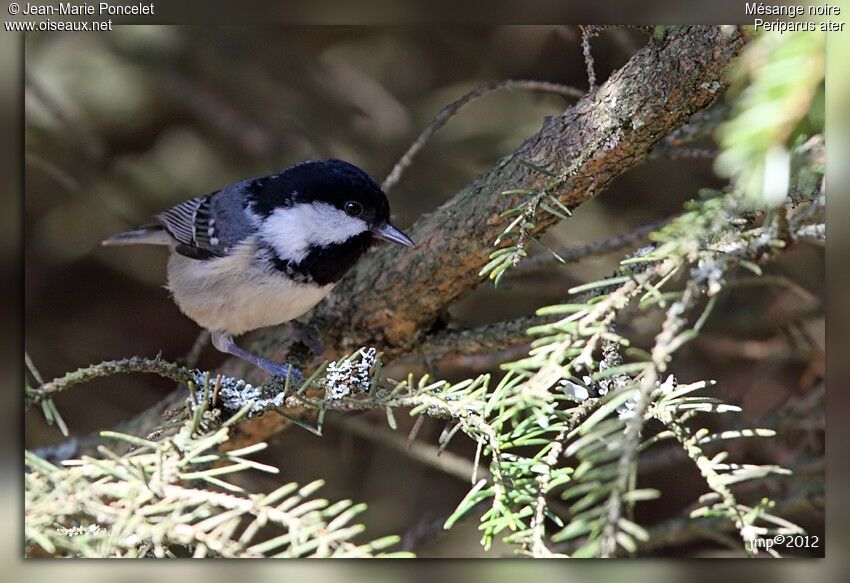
260;202;368;262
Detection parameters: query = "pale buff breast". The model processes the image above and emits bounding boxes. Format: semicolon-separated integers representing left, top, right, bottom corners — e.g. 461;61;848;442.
165;238;334;335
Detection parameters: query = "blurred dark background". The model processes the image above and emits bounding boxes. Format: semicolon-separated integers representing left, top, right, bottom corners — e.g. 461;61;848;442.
24;26;824;556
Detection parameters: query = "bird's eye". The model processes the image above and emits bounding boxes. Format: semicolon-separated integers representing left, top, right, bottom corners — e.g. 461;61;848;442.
344;201;364;217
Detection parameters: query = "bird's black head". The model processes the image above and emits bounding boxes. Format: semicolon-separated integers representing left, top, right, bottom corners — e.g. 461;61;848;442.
250;159;414;285
250;159;413;247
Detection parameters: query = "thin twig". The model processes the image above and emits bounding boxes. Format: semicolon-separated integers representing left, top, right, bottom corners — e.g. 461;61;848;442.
652;102;732;154
727;274;820;306
530;399;598;556
28;356;197;409
25;72;104;161
159;71;277;157
329;415;488;484
661;147;718;160
580;26;600;92
181;330;211;369
600;270;689;556
511;215;676;274
411;316;541;363
382;79;584;192
25;153;81;193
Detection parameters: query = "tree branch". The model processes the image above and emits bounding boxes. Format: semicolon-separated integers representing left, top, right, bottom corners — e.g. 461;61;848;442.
59;26;749;455
229;26;750;450
329;415;487;484
308;26;748;352
381;79;584;192
411;316;541;363
28;356;196;409
509;215;676;274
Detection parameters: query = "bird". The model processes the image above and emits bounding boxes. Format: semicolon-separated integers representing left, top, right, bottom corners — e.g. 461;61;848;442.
102;159;414;378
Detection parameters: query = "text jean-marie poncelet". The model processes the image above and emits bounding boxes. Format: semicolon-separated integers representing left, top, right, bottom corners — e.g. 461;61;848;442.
18;2;154;16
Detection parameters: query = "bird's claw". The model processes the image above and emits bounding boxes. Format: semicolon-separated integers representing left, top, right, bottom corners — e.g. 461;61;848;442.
259;361;303;382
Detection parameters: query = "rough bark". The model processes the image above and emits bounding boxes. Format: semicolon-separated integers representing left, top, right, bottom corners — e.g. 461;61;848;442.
301;26;747;355
75;26;749;453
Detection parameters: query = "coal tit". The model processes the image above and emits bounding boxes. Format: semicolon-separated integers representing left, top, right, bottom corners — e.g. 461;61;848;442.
103;159;414;378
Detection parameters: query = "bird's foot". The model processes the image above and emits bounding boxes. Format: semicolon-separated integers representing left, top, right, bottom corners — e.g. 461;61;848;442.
211;330;303;381
256;358;303;382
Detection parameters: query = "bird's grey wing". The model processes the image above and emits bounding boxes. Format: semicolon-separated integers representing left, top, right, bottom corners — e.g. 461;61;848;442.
156;179;259;260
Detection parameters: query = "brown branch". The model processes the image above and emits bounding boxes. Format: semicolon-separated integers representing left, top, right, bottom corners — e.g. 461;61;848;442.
329;27;747;350
381;79;585;191
329;415;488;484
179;330;211;368
229;26;750;451
25;73;105;162
660;146;718;160
28;357;196;408
25;153;81;193
66;26;749;456
158;71;279;157
651;101;732;153
411;316;540;363
510;214;676;274
579;25;602;92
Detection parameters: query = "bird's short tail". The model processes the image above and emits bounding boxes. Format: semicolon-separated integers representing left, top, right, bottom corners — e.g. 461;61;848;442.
102;226;172;247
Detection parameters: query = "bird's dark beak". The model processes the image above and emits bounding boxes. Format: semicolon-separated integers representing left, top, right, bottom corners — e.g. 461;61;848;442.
372;223;415;247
